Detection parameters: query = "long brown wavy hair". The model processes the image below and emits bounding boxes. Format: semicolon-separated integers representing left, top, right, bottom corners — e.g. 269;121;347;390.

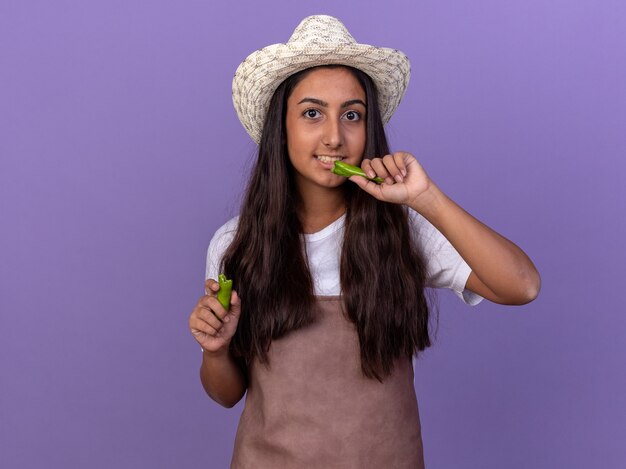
222;65;432;381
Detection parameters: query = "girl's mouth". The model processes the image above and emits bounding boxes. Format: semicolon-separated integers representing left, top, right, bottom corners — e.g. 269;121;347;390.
315;155;344;169
315;155;345;170
315;155;345;164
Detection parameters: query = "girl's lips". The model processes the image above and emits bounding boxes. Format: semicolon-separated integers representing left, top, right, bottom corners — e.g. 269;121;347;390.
315;155;345;170
316;159;336;170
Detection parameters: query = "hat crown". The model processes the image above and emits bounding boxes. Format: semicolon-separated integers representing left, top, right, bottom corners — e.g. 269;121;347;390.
232;15;410;143
287;15;356;45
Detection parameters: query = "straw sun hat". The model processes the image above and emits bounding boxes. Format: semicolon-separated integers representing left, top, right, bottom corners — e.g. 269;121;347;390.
232;15;411;143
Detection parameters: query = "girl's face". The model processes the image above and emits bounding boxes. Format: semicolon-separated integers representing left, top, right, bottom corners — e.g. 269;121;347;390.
285;67;366;194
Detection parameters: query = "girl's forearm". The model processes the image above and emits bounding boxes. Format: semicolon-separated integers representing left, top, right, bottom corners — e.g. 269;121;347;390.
200;349;247;408
409;183;541;305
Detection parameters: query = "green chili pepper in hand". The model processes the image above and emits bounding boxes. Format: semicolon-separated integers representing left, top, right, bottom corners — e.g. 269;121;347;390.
331;161;384;184
217;274;233;310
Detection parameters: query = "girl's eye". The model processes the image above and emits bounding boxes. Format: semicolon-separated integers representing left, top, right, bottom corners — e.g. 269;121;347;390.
343;110;361;121
304;109;321;119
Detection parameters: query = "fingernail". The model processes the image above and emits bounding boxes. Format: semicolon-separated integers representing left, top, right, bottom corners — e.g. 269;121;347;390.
395;174;403;183
367;171;376;179
223;315;230;323
401;169;407;177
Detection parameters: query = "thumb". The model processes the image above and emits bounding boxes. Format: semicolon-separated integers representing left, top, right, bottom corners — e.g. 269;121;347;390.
349;175;382;198
228;290;242;319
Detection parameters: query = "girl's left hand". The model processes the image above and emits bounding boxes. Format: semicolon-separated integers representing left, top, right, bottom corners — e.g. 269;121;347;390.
349;151;432;207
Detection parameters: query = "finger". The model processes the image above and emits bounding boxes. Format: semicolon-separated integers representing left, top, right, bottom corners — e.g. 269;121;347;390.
194;323;220;338
191;303;224;331
382;154;404;183
190;318;221;338
360;158;377;179
197;306;225;330
370;158;394;185
205;278;220;295
393;152;408;177
198;295;228;319
196;296;228;326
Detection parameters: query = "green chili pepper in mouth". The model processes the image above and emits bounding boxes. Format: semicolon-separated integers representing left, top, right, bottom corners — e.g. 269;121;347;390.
217;274;233;311
331;161;384;184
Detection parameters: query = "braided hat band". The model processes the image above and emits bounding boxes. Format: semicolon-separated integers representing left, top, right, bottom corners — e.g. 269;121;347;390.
232;15;411;144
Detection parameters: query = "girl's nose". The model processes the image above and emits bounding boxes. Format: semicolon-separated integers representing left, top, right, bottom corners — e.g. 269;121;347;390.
322;117;343;148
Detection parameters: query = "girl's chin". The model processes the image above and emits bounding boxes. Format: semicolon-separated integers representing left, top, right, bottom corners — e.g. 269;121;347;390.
296;176;346;192
323;174;348;188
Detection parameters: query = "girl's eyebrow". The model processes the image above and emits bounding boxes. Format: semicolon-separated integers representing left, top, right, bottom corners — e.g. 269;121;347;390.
342;99;367;108
297;97;367;108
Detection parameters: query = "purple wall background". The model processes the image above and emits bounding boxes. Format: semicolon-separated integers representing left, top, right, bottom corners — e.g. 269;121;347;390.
1;0;625;467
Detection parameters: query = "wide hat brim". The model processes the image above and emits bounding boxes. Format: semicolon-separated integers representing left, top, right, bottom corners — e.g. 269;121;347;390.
232;15;411;144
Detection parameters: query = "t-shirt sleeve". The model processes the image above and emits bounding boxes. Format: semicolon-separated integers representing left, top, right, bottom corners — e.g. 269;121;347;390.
409;209;483;306
205;217;239;281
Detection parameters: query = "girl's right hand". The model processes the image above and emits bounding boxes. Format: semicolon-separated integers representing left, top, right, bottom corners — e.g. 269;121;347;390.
189;279;242;355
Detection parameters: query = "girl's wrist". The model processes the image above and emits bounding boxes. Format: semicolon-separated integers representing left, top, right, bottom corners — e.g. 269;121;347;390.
406;181;448;221
202;345;231;360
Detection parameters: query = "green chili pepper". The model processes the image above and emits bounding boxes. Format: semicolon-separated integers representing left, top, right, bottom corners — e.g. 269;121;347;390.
331;161;384;184
217;274;232;310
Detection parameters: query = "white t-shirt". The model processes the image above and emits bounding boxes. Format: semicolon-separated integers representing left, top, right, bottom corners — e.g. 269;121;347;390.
206;209;482;306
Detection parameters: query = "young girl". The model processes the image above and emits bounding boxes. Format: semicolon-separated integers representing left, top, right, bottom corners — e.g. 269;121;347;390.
189;15;540;468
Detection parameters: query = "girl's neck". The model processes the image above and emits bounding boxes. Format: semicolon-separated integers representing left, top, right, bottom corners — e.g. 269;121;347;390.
297;186;346;234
